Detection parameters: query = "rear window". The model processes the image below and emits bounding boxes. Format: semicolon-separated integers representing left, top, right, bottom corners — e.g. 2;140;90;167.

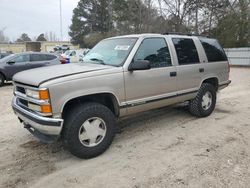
172;38;200;65
199;38;227;62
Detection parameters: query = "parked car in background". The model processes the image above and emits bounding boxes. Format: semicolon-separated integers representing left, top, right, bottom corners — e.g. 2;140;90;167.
0;52;11;59
60;49;89;64
0;52;60;86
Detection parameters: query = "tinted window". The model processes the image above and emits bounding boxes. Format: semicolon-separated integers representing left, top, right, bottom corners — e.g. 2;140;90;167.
199;38;227;62
46;54;56;60
12;54;29;63
30;54;47;61
172;38;200;65
134;38;172;68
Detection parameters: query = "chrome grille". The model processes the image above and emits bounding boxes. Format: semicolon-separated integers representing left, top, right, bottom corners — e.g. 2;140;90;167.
16;86;25;94
13;82;51;116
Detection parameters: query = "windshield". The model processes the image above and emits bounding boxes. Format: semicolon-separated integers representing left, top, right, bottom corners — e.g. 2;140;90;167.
83;37;137;66
64;50;72;55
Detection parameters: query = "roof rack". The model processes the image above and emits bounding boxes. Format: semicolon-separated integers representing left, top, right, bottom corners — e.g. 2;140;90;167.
163;32;209;38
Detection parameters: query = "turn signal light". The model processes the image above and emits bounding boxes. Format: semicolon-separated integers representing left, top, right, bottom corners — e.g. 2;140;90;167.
39;90;50;100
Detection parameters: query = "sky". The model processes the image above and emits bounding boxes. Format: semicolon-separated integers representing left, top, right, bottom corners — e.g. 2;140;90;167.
0;0;79;41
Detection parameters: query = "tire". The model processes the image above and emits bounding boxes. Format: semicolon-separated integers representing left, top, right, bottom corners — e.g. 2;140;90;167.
0;73;5;87
189;83;216;117
62;102;116;159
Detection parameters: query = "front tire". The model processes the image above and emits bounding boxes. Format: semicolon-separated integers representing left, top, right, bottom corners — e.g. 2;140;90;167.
189;83;216;117
62;102;116;159
0;73;5;87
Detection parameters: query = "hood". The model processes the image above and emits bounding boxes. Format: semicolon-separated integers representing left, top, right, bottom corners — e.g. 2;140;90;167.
13;63;112;87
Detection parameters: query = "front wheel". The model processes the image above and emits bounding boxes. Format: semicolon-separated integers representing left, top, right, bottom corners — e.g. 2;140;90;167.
0;73;5;87
62;102;116;159
189;83;216;117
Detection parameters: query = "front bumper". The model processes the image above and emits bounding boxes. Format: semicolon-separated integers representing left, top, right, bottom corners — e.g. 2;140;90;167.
12;97;63;136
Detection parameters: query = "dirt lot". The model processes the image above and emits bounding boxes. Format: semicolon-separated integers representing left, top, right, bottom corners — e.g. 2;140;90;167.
0;67;250;188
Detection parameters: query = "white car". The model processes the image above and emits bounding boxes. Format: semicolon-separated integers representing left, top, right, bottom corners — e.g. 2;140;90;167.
61;49;89;63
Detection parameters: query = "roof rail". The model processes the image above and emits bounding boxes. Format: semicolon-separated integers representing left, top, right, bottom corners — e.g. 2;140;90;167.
163;32;209;38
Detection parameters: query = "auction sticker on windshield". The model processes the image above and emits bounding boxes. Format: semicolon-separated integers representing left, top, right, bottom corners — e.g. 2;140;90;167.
114;45;130;50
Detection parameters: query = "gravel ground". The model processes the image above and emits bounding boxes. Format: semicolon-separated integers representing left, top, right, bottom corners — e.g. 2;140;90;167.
0;67;250;188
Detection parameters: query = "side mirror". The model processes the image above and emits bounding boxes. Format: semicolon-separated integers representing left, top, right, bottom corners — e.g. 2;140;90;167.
7;61;15;65
128;60;151;71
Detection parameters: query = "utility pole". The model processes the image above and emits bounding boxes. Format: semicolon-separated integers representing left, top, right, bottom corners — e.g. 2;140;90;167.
59;0;63;41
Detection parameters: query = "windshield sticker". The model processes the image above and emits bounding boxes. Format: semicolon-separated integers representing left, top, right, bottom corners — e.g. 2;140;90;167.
114;45;130;50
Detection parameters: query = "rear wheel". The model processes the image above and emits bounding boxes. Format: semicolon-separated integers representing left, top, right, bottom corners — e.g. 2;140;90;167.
0;73;5;87
62;102;116;159
189;83;216;117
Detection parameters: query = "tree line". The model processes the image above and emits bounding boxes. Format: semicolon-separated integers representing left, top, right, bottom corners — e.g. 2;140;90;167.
0;30;59;43
69;0;250;48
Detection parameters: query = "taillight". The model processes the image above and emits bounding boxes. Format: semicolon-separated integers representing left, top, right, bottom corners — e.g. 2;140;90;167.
60;58;67;64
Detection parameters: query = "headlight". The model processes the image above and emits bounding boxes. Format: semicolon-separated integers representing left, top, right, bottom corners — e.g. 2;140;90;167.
26;89;39;99
26;89;50;100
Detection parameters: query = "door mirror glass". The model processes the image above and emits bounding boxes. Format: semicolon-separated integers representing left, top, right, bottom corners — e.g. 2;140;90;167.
128;60;151;71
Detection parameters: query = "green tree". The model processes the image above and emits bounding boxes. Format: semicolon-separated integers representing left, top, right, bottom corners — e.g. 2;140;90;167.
36;33;47;41
69;0;113;46
16;33;31;42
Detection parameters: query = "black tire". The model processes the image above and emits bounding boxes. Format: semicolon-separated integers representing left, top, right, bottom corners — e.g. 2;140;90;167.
0;73;5;87
62;102;116;159
189;83;216;117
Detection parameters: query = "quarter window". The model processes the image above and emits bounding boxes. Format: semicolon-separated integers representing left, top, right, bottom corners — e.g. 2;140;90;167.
172;38;200;65
134;38;172;68
199;38;227;62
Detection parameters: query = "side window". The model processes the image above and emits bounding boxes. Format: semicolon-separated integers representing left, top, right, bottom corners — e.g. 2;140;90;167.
12;54;29;63
199;38;227;62
134;38;172;68
30;54;47;61
172;38;200;65
30;54;41;62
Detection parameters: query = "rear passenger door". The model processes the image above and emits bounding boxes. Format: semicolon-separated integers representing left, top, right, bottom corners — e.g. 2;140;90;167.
172;37;204;93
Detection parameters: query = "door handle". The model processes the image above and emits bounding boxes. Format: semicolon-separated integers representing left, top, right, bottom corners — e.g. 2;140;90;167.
199;68;204;73
170;72;177;77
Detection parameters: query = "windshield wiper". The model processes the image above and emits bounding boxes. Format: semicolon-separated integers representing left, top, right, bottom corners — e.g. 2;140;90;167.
89;58;106;65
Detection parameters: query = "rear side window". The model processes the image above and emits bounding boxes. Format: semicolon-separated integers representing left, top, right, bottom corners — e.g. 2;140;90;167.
30;54;48;61
46;54;56;60
172;38;200;65
199;38;227;62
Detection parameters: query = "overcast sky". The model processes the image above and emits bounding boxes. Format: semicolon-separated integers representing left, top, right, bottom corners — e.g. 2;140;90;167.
0;0;79;41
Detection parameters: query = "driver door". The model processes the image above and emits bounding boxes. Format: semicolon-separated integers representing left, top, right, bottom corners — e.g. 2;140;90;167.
5;54;30;78
124;37;178;114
